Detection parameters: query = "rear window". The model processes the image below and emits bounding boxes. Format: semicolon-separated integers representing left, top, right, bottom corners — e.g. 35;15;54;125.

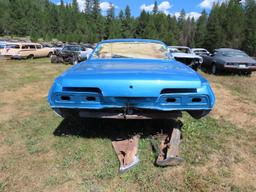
6;44;20;49
92;42;169;60
221;51;248;57
197;50;207;53
176;48;191;53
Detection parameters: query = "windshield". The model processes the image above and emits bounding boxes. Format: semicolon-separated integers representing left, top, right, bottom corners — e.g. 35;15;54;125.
195;50;207;53
170;48;181;53
6;44;20;49
92;42;169;60
222;51;248;57
170;47;191;54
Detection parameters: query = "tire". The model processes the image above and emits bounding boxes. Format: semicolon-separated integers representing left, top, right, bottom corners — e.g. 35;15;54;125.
27;54;34;60
71;56;78;65
51;55;58;63
48;52;53;58
192;65;198;71
73;60;78;65
211;63;218;75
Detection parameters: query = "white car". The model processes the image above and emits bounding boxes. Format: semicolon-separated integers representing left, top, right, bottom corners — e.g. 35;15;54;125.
168;46;203;71
0;41;8;56
1;42;55;59
192;48;210;56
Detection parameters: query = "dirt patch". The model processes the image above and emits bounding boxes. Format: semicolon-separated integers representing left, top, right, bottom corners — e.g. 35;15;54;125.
232;162;256;188
211;83;256;128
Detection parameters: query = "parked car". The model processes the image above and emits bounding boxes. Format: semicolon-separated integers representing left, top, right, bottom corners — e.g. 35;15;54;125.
0;41;7;56
202;48;256;75
51;44;93;65
192;48;210;56
168;46;203;71
48;39;216;172
1;42;54;59
48;39;215;121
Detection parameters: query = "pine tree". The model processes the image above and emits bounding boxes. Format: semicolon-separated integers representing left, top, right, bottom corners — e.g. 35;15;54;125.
144;15;157;39
92;0;100;20
167;15;180;45
85;0;93;14
178;9;188;45
92;0;104;41
243;0;256;56
72;0;79;12
60;0;64;7
105;3;115;39
120;5;133;38
125;5;131;19
135;10;148;38
195;10;207;47
0;0;10;35
225;0;245;48
153;1;158;14
205;3;223;51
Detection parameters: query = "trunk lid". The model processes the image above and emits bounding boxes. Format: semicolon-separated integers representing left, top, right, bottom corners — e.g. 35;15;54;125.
60;59;202;97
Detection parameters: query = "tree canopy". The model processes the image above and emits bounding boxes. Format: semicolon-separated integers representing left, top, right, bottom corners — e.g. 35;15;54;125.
0;0;255;55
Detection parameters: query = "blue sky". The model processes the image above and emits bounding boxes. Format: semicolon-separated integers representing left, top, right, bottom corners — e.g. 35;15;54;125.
51;0;219;18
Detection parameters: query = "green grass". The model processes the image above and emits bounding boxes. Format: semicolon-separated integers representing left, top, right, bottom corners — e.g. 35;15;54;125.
0;182;7;192
0;59;255;191
201;71;256;103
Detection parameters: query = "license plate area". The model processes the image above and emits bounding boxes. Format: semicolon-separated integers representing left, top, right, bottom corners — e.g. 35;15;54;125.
239;64;246;69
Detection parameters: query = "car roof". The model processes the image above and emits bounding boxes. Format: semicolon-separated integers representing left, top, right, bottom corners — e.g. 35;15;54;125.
169;46;190;49
65;44;80;47
6;42;41;46
215;48;243;52
100;38;165;45
192;48;207;51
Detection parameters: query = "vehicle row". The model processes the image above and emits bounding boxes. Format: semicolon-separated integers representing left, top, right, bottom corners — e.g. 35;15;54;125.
50;44;94;65
0;41;94;63
168;46;256;75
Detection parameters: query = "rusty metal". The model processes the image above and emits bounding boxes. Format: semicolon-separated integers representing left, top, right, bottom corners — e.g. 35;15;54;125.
112;135;140;173
79;110;182;120
151;120;183;167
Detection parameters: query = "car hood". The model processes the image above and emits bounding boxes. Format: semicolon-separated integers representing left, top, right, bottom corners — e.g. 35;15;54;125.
57;59;205;97
220;56;256;63
172;53;202;59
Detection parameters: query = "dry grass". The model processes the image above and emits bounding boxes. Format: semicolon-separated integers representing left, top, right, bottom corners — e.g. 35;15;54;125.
0;58;255;192
202;72;256;103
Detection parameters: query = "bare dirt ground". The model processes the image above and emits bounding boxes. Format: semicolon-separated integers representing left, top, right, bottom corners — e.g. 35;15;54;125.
0;59;256;192
211;83;256;127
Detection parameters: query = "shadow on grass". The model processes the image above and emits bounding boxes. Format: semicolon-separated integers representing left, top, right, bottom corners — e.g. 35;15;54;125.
53;118;177;140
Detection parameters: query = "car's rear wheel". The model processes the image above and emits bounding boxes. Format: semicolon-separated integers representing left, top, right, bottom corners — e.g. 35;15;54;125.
71;57;78;65
48;52;53;58
51;55;58;63
27;54;34;60
211;63;218;75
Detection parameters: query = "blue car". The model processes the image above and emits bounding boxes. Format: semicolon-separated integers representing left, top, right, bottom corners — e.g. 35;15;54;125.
48;39;215;120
